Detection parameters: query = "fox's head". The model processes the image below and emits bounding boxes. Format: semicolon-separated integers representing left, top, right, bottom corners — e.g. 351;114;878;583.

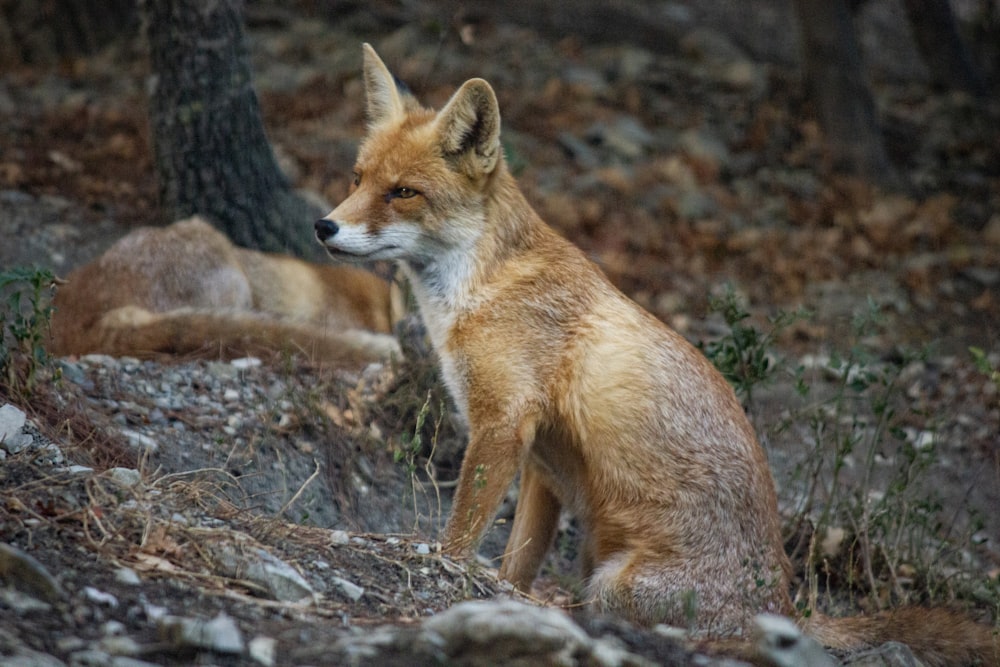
315;44;504;265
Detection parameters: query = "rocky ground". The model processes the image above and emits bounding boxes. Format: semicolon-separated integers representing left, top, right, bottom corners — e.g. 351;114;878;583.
1;2;999;666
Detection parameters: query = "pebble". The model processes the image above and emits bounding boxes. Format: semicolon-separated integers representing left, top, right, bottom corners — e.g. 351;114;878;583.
158;612;245;654
1;587;53;613
678;127;731;167
83;587;118;608
104;468;142;487
114;568;141;586
248;636;277;667
120;429;158;453
331;576;365;602
231;357;262;370
0;403;33;454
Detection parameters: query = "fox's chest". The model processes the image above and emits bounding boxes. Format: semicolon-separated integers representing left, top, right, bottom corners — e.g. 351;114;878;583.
408;295;471;425
436;349;470;426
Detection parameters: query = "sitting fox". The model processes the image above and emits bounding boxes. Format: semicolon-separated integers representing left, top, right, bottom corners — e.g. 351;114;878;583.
49;216;400;363
314;45;997;665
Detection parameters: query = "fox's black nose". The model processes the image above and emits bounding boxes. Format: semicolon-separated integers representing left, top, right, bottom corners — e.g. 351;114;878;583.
314;218;339;242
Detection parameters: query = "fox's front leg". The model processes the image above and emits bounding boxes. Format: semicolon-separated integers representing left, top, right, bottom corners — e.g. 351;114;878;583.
497;463;560;591
441;415;537;557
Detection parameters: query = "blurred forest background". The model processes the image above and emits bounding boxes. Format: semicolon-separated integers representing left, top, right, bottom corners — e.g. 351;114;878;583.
0;3;998;663
1;0;998;351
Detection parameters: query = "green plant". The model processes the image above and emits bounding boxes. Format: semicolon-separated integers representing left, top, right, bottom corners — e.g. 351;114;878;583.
703;292;991;616
0;266;57;395
394;391;445;533
969;346;1000;392
700;284;809;412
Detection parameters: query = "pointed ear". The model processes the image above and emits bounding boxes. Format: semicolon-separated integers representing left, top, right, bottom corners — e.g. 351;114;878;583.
362;43;404;126
434;78;502;177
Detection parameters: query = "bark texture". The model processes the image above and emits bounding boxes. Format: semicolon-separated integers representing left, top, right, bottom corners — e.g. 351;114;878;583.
0;0;137;67
900;0;986;96
142;0;322;258
792;0;896;183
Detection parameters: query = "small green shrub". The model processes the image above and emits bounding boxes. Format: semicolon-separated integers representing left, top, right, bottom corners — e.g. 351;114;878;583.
699;284;809;413
393;391;446;533
703;290;991;615
0;266;57;395
969;346;1000;392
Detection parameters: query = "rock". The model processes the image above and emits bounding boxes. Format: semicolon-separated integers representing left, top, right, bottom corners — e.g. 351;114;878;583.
104;468;142;488
585;116;654;160
159;613;245;655
248;636;277;667
213;544;315;602
114;568;141;586
245;548;314;602
420;599;612;666
332;575;365;602
678;128;731;172
0;587;53;613
753;614;837;667
119;430;158;453
842;641;925;666
83;586;118;608
231;357;262;370
0;404;32;454
0;543;66;602
98;635;141;657
330;598;660;666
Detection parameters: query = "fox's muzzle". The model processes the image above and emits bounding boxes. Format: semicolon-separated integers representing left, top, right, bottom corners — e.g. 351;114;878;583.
314;218;339;243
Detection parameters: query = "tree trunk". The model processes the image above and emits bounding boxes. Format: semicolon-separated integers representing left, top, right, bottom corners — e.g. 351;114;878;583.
0;0;137;67
792;0;897;184
141;0;323;258
901;0;987;96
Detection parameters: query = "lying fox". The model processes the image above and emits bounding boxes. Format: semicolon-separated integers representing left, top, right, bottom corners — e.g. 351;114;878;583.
49;216;400;363
315;45;997;665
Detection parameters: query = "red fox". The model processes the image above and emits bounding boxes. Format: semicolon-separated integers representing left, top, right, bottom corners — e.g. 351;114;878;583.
49;216;401;363
314;44;998;666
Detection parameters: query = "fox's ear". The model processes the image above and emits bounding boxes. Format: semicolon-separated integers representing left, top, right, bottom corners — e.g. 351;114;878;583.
435;78;502;177
362;43;405;126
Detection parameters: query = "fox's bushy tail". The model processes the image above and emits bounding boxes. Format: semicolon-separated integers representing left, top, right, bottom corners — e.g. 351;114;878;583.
804;606;999;667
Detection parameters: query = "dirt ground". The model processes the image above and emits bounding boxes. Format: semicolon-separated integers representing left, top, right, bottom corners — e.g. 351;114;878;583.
0;2;998;665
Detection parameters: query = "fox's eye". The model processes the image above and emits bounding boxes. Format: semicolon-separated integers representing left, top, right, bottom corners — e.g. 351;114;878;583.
383;186;421;203
351;171;361;186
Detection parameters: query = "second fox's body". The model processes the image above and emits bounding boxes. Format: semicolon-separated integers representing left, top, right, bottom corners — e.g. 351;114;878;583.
315;45;996;665
50;217;400;363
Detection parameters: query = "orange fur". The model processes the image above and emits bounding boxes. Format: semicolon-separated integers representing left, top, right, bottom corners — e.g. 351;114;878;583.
313;45;998;666
49;217;401;363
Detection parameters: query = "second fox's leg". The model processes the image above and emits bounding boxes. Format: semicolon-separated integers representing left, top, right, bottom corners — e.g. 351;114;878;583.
498;464;561;590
